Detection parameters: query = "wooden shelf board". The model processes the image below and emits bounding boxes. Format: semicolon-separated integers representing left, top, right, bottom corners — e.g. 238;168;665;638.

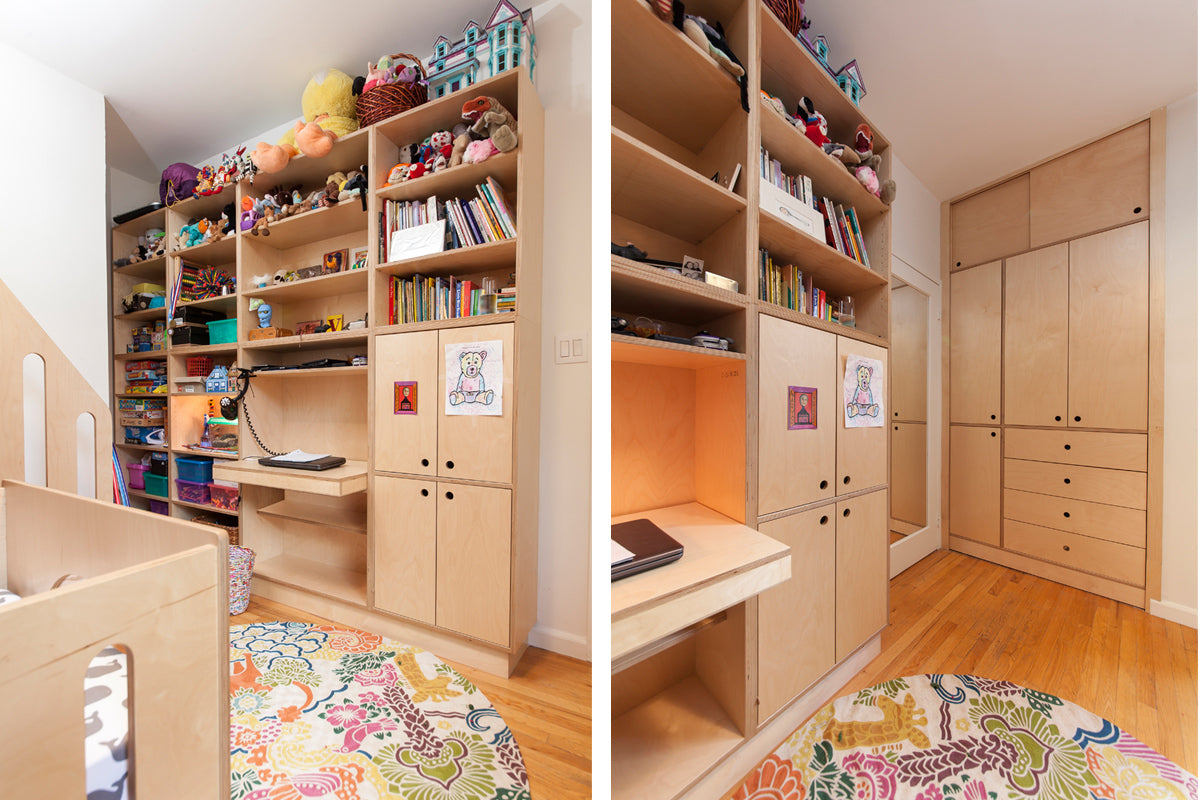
126;488;167;502
758;209;887;294
172;447;239;460
754;300;889;348
248;365;369;378
613;128;746;244
758;5;890;151
114;307;166;323
243;268;368;302
611;0;742;153
239;329;369;352
115;443;168;453
248;127;370;191
258;499;367;534
375;151;520;205
248;200;370;251
213;459;368;496
377;238;518;279
113;208;166;236
611;502;790;659
253;555;367;607
611;674;743;800
112;256;167;280
376;313;516;336
176;294;237;315
611;256;747;326
168;343;239;357
114;350;167;361
171;234;237;267
164;191;231;223
611;335;747;369
759;103;888;216
171;497;234;513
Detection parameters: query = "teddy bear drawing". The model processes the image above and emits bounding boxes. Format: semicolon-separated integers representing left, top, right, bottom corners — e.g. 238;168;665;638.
449;350;494;406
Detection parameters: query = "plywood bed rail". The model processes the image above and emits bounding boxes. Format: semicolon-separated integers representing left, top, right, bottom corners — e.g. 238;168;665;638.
0;278;112;498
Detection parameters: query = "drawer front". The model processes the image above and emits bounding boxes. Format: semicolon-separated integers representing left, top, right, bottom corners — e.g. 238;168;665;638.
1003;459;1147;509
1004;519;1145;586
1005;429;1147;471
1003;489;1146;548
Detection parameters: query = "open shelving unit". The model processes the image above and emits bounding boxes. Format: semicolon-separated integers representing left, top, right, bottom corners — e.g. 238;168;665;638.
110;66;543;678
611;1;894;796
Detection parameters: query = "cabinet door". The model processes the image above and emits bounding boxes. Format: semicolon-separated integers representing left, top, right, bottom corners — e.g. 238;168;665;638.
372;475;437;625
758;314;836;514
436;483;511;645
948;426;1001;546
836;337;888;495
949;261;1002;424
890;284;928;423
1068;222;1149;430
1004;244;1068;427
374;331;439;475
950;175;1030;270
835;489;888;662
890;422;926;527
757;508;835;720
437;323;515;483
1029;121;1149;248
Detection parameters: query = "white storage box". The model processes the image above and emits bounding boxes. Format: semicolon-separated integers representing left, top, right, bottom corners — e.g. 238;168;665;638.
759;178;824;238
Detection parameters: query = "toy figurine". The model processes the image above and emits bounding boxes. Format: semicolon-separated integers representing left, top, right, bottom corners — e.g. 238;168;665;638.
257;303;273;328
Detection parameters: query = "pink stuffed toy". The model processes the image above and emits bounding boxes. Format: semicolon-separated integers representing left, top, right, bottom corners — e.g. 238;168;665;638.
463;138;500;164
294;116;338;159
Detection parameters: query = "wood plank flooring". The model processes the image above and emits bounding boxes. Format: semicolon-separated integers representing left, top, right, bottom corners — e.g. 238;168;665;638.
232;597;592;800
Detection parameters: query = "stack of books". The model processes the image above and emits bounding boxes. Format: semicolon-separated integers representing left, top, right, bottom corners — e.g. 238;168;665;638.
380;177;517;263
758;249;841;322
388;275;502;325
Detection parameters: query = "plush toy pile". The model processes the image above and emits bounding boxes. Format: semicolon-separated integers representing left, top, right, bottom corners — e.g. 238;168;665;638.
646;0;749;113
177;206;235;250
238;169;369;236
381;94;519;187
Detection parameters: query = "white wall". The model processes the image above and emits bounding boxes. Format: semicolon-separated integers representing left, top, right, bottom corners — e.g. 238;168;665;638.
0;44;108;402
889;157;941;283
1157;95;1198;626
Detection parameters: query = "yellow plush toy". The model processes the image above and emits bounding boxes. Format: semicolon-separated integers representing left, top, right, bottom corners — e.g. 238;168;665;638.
252;69;360;173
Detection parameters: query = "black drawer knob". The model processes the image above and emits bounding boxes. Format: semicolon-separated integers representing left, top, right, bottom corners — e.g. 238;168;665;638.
820;480;828;490
1064;444;1071;450
990;431;997;438
421;458;429;467
1134;206;1142;214
819;515;829;525
1064;478;1071;484
843;476;851;485
843;508;851;517
446;460;455;469
445;491;454;500
895;426;900;431
1063;545;1071;552
990;414;996;420
1055;416;1062;422
420;488;428;496
1074;416;1082;422
1063;511;1070;518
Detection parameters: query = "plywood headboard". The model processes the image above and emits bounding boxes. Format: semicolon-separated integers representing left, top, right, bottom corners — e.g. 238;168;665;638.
0;278;112;496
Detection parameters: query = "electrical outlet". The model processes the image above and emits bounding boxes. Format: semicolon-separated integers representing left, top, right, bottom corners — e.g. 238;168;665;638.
554;334;588;364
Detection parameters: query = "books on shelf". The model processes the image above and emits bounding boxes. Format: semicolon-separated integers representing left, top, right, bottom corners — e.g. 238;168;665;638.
815;197;871;269
380;177;516;263
387;274;516;325
759;248;849;324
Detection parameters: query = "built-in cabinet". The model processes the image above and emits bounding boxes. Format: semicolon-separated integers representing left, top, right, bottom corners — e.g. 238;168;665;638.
945;118;1159;609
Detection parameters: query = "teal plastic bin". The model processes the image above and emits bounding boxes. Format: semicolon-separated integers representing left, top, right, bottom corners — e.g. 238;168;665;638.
207;318;237;344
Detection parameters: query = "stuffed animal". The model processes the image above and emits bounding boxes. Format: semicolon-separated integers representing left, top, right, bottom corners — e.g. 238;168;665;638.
825;124;896;204
463;138;500;164
338;169;368;207
424;130;454;172
386;163;411;185
794;96;830;147
252;69;359;173
462;96;519;152
449;123;472;167
672;1;749;112
293;116;338;159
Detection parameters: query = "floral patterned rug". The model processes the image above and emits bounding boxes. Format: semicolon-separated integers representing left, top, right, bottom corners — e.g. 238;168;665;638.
228;622;530;800
732;674;1197;800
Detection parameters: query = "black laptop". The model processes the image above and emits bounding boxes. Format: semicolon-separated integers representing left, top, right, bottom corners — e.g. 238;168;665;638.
257;455;347;471
611;518;685;581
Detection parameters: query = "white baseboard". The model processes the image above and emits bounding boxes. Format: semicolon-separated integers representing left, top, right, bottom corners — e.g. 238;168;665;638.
1150;599;1199;629
529;624;591;661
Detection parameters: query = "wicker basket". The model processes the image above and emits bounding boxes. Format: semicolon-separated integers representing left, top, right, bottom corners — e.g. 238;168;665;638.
192;513;240;547
357;53;428;128
764;0;804;35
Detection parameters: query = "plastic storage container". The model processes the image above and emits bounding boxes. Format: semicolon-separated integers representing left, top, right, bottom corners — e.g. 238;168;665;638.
144;473;168;498
149;500;169;515
175;479;211;505
149;452;169;476
208;482;240;512
127;463;148;490
207;318;237;344
175;456;214;484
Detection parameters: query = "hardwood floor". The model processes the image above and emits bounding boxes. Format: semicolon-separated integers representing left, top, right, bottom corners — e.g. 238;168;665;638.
232;597;592;800
838;549;1197;774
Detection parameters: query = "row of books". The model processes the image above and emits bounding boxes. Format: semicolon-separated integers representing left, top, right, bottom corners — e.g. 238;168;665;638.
759;147;872;270
387;273;517;325
758;249;846;323
380;177;516;263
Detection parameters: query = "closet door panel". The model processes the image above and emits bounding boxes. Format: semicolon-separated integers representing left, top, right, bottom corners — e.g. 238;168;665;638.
890;284;928;423
950;175;1030;270
890;422;926;527
437;323;516;483
1068;222;1149;431
758;314;836;514
374;331;439;475
836;338;888;495
373;475;437;625
757;507;835;721
949;261;1002;424
1004;244;1068;427
835;489;888;661
436;483;512;645
949;425;1001;546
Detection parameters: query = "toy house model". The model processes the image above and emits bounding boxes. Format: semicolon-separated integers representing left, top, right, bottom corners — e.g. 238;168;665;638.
426;0;535;98
834;58;865;105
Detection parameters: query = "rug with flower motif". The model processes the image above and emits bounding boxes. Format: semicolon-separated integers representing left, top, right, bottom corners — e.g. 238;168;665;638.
731;674;1197;800
228;621;530;800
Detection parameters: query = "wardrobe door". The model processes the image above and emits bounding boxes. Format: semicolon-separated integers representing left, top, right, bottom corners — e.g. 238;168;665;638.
757;507;835;721
437;323;516;483
1004;244;1068;427
758;314;836;514
436;483;512;645
374;330;439;475
949;426;1001;546
835;489;888;661
836;337;888;495
950;175;1030;270
373;475;437;624
890;422;926;527
949;261;1002;425
1068;222;1149;431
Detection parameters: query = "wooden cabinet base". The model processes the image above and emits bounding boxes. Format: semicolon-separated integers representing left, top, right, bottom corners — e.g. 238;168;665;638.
949;535;1146;608
249;576;527;678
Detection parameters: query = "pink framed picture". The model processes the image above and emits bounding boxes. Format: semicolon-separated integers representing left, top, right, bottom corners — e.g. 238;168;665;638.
788;386;817;430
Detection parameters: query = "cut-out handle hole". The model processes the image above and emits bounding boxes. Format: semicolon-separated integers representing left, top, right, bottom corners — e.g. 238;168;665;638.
843;508;851;517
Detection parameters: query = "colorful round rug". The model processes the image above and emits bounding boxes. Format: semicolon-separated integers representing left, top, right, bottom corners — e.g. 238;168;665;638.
732;674;1197;800
228;621;530;800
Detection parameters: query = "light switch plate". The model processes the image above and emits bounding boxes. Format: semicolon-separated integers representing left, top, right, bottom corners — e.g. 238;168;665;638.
554;334;588;364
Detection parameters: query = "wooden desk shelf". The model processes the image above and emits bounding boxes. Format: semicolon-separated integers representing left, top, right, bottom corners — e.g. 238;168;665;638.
213;459;367;497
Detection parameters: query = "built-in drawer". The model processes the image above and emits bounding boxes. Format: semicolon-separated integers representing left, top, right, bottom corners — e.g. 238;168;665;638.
1003;459;1147;510
1003;489;1146;548
1004;429;1147;471
1004;519;1146;586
